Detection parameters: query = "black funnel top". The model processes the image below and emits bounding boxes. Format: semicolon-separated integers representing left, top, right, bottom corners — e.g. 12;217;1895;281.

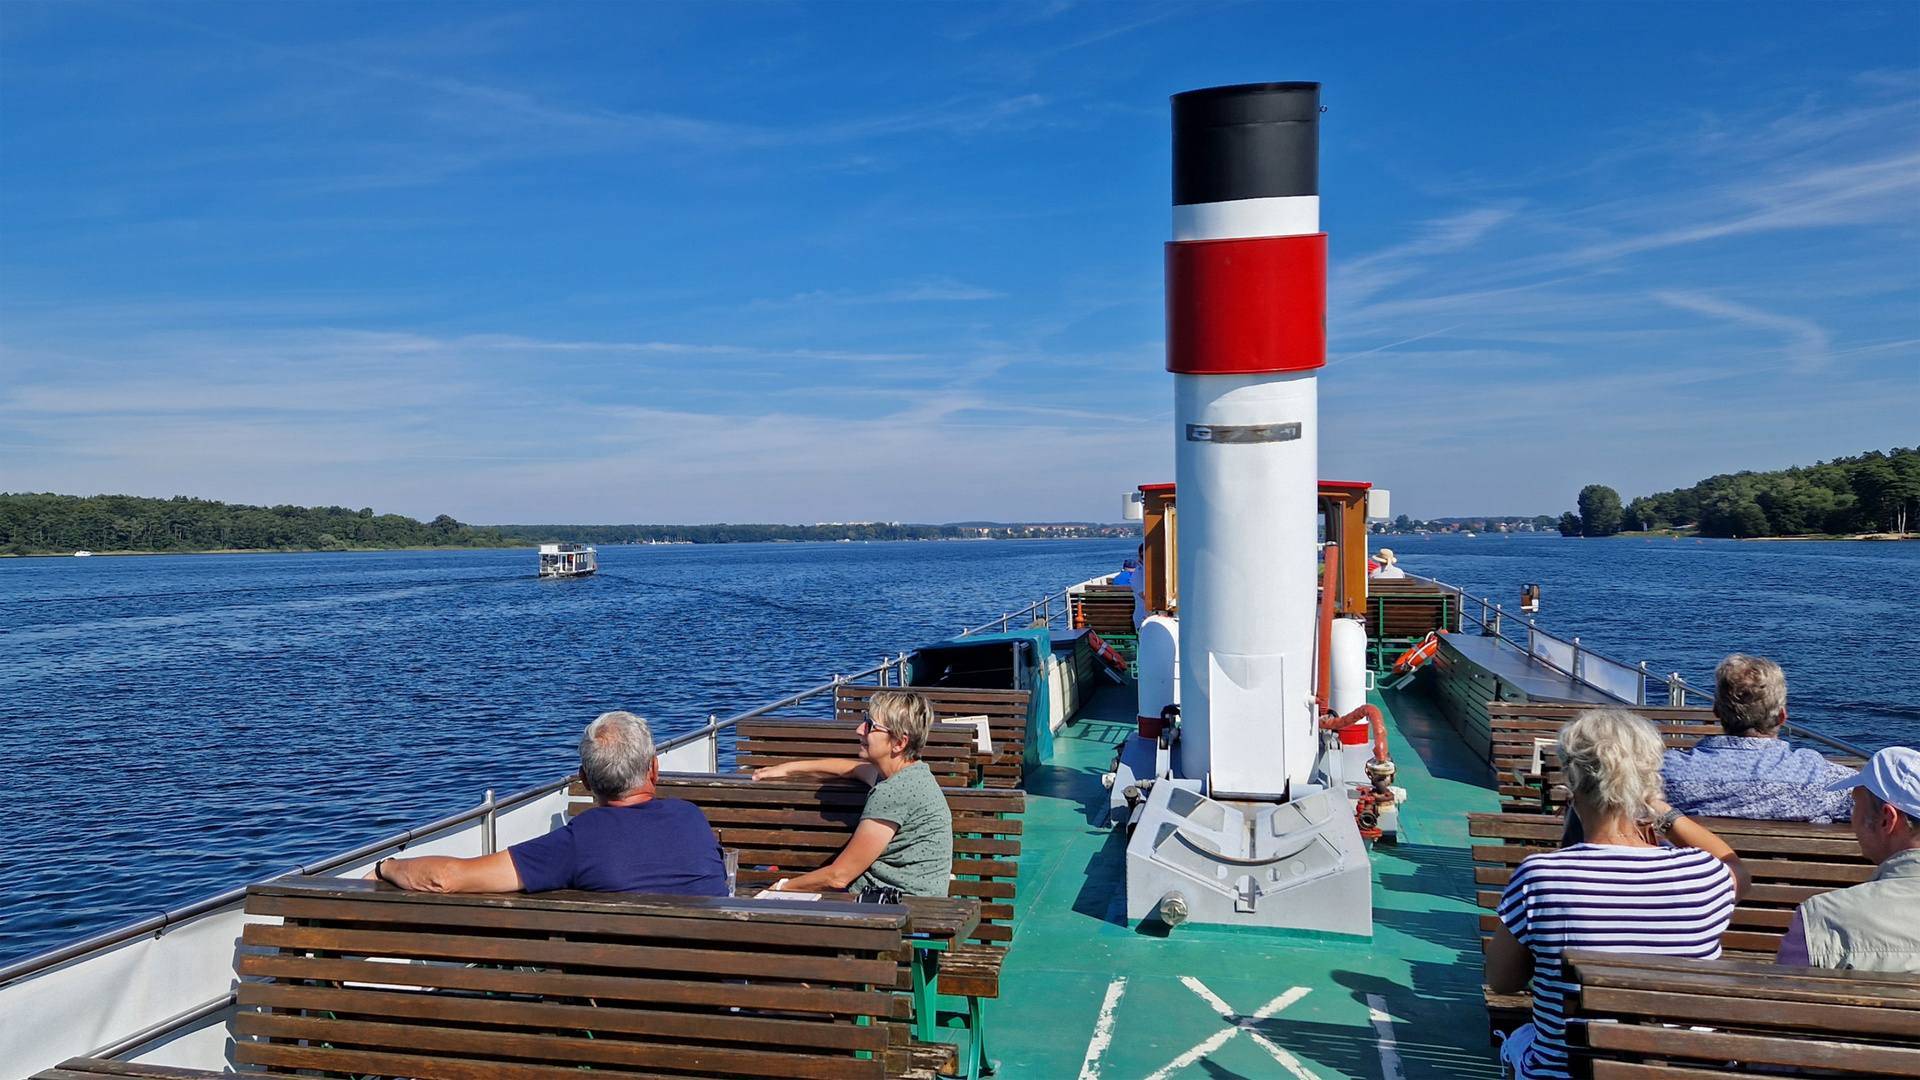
1172;82;1319;206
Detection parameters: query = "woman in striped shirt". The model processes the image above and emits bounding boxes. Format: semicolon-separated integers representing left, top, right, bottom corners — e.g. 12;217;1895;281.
1489;709;1748;1080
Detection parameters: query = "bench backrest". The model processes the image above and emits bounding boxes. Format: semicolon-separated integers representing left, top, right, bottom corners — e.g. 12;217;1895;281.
648;774;1024;947
238;876;905;1080
1563;950;1920;1077
1364;580;1461;636
1486;702;1721;811
837;685;1032;789
736;718;978;786
1071;587;1136;638
1468;811;1872;960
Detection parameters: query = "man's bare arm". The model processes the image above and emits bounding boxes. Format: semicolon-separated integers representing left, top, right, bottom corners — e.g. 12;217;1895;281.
369;851;523;893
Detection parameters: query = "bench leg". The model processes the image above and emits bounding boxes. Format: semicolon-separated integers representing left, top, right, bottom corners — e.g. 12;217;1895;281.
966;995;990;1079
914;948;939;1044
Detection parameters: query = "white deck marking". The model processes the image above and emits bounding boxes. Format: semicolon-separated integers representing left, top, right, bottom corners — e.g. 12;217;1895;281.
1076;976;1129;1080
1367;993;1405;1080
1138;979;1317;1080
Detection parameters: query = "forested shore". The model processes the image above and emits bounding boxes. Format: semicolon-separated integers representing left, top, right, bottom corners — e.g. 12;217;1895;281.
1559;447;1918;539
0;493;1133;556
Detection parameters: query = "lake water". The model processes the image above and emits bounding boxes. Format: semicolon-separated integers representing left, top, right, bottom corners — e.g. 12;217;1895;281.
3;534;1916;964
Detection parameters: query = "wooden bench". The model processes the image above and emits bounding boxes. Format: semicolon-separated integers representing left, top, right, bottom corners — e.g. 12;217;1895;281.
837;685;1032;790
1364;579;1460;670
652;775;1021;1075
1071;586;1136;639
1563;950;1920;1077
1487;702;1720;811
644;774;1025;949
737;718;980;787
235;875;926;1080
1469;810;1875;1040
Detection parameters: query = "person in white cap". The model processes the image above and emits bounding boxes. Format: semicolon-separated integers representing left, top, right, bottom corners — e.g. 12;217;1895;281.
1775;746;1920;972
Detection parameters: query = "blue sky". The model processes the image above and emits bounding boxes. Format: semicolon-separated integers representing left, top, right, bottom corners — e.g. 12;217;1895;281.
2;2;1914;524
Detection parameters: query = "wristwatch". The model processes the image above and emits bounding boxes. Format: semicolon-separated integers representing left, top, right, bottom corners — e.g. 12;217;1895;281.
1653;809;1684;835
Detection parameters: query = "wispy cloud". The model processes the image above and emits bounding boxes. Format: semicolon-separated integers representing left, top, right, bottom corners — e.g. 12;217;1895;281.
1653;291;1833;372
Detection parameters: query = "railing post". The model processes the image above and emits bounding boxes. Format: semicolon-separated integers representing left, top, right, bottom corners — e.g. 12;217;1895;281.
481;789;497;856
1480;598;1491;635
1637;661;1650;707
1572;637;1583;685
1492;604;1503;639
1669;672;1684;707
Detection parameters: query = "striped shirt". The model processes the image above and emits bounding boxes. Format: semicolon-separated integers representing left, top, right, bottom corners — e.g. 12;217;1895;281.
1497;844;1736;1079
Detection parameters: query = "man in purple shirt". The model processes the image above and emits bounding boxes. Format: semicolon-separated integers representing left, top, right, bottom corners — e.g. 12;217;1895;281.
1661;654;1853;823
370;711;728;896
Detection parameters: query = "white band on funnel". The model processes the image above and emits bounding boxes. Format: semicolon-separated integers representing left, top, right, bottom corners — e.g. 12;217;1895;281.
1173;196;1319;242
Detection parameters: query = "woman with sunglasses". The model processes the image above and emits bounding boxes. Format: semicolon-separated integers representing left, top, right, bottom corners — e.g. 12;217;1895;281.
753;689;954;898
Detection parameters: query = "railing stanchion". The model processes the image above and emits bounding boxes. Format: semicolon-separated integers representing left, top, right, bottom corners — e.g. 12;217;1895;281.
481;790;496;855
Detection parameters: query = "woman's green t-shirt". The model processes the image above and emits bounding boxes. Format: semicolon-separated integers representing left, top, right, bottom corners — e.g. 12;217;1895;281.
852;760;954;898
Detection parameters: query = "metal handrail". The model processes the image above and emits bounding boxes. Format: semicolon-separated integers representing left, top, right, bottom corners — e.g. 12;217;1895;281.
0;769;572;988
650;654;906;755
957;585;1075;638
1435;577;1876;761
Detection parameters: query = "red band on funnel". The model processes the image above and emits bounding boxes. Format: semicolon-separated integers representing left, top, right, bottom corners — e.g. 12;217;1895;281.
1166;233;1326;375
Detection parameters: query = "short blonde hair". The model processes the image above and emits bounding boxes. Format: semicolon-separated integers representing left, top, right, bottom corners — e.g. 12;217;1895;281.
869;690;935;759
1714;654;1787;736
1557;709;1666;825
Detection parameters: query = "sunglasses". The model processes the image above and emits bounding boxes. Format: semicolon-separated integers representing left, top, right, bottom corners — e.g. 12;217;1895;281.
857;718;894;737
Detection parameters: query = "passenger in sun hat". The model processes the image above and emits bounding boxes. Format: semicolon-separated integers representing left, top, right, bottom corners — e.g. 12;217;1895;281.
1775;746;1920;972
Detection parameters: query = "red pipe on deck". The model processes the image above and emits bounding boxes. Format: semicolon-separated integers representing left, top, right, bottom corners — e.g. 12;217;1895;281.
1319;702;1390;768
1315;542;1338;714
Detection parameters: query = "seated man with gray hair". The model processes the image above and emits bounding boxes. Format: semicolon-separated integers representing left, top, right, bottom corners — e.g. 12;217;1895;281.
1660;653;1853;822
370;711;729;896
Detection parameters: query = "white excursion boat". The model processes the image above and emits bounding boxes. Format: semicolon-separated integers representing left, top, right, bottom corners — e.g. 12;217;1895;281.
537;543;596;578
72;551;92;557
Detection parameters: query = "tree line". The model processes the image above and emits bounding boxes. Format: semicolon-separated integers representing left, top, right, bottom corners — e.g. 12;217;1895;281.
1558;447;1920;538
0;493;1137;555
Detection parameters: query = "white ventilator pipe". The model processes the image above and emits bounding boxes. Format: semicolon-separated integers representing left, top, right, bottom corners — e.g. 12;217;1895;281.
1329;616;1368;718
1136;614;1179;738
1168;84;1326;797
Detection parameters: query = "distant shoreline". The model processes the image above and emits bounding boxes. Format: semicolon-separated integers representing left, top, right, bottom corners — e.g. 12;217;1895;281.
1738;533;1913;542
0;535;1130;559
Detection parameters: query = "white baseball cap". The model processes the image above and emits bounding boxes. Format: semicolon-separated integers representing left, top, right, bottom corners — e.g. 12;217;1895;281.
1827;746;1920;818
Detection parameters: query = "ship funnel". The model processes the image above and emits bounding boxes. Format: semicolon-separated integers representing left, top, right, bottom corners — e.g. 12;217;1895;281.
1168;83;1325;797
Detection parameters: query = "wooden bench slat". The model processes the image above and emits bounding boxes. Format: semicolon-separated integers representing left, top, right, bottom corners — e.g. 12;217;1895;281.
234;1041;879;1080
238;952;891;1017
236;1012;886;1080
1575;1019;1920;1074
42;1063;229;1080
240;981;891;1052
243;892;903;952
242;922;899;985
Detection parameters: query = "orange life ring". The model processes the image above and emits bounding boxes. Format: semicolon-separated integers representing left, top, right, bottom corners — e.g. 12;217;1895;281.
1393;631;1441;674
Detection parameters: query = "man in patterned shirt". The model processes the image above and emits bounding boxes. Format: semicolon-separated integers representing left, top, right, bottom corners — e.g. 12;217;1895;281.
1660;653;1853;822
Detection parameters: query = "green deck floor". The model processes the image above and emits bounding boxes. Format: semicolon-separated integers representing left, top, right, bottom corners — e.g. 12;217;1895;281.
957;683;1503;1079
